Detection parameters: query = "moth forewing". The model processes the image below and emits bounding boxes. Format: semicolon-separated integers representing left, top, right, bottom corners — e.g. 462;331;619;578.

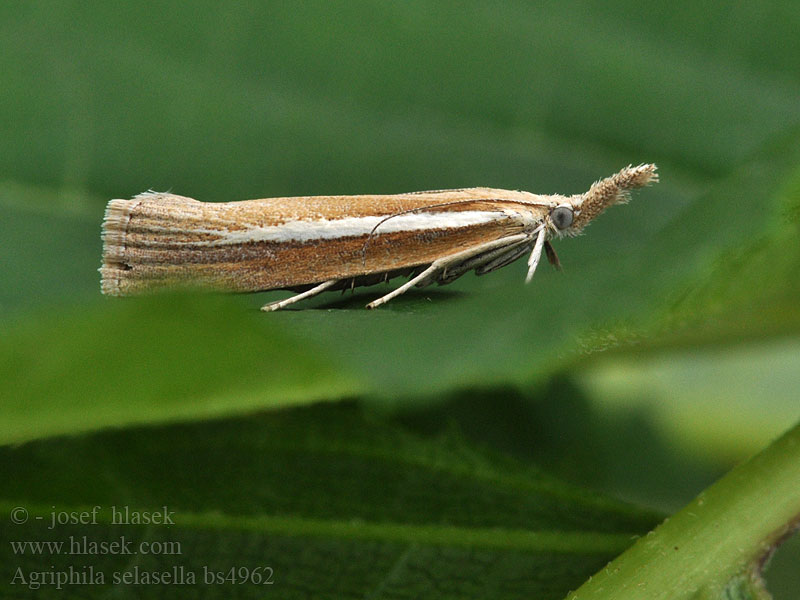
100;164;657;309
101;190;542;299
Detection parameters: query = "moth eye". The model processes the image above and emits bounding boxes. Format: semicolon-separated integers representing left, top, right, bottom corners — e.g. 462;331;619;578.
551;206;574;230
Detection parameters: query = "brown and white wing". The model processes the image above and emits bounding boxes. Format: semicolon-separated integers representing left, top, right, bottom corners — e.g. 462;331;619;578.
100;190;536;295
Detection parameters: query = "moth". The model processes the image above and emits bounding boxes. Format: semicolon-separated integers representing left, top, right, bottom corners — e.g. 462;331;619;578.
100;164;657;310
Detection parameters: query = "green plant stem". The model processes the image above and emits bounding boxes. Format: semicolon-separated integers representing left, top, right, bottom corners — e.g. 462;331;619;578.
565;420;800;599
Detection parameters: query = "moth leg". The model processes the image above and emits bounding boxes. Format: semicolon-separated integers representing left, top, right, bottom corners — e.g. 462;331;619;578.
367;234;528;309
260;280;338;312
366;263;439;309
438;238;530;284
473;241;532;276
525;227;547;283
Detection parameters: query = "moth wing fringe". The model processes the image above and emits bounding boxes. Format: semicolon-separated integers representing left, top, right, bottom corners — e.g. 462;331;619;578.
100;198;139;296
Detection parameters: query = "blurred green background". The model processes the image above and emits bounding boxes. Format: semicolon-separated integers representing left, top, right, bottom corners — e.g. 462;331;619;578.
1;1;799;598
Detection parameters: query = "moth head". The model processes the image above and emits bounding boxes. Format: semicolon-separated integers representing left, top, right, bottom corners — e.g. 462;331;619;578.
554;164;658;235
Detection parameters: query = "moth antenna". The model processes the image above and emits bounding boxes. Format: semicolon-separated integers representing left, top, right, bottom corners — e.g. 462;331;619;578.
359;196;556;266
359;198;500;266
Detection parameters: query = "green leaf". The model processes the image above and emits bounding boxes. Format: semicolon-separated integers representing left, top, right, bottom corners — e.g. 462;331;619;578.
0;403;662;599
0;293;361;445
1;1;798;198
5;131;798;437
2;0;800;406
1;2;800;448
628;131;800;348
